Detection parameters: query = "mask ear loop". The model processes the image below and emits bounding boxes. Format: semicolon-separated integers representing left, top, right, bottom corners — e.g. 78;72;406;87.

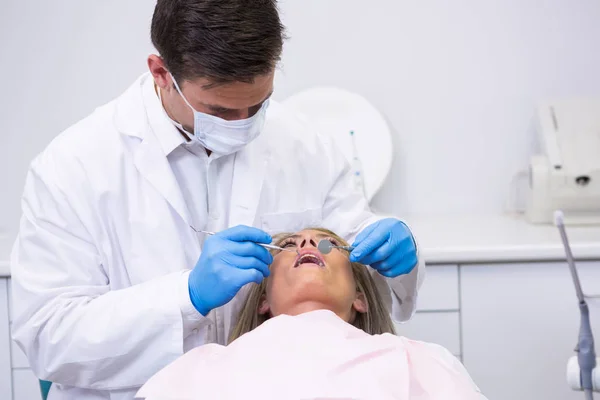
156;82;165;107
156;77;195;140
169;72;197;112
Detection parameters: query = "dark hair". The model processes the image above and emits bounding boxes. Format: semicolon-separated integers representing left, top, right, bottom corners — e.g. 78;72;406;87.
151;0;286;86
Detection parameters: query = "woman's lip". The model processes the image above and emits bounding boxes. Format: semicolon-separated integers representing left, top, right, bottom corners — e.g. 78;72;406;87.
293;249;325;267
296;263;323;268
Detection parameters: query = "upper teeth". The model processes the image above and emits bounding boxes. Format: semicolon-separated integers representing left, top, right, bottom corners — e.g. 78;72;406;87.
299;254;322;265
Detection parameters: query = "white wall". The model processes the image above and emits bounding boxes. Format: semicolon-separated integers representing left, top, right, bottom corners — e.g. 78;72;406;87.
1;0;600;232
0;1;157;232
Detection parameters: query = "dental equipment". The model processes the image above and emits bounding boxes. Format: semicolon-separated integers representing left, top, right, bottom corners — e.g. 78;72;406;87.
555;210;598;399
317;239;354;255
526;100;600;225
191;228;298;254
350;130;367;199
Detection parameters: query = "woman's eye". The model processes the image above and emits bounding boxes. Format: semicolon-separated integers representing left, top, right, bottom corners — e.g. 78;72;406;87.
327;238;339;246
282;241;296;248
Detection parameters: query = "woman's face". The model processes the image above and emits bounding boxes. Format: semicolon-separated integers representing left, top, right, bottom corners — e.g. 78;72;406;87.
258;229;367;322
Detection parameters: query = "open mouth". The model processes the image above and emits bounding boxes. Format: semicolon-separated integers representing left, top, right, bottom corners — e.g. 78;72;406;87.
294;250;325;268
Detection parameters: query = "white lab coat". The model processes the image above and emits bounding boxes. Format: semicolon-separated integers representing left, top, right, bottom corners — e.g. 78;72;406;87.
10;73;425;400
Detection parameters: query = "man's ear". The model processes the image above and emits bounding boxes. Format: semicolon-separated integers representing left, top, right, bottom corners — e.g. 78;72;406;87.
352;292;368;314
258;294;271;315
147;54;170;89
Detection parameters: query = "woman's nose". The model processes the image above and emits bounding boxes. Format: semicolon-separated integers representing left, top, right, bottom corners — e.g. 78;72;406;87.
299;238;317;249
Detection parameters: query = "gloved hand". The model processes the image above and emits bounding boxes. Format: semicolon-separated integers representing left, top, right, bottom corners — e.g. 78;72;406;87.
188;225;273;316
349;218;418;278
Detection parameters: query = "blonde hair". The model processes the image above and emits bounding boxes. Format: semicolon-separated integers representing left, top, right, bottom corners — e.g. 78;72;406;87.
229;228;396;343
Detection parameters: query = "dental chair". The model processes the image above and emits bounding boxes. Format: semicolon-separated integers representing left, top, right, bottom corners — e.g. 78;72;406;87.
39;380;51;400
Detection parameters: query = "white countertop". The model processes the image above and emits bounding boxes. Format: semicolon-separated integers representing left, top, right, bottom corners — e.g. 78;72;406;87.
1;214;599;277
404;213;600;264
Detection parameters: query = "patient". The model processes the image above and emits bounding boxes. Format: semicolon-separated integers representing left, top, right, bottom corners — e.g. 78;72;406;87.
137;228;487;400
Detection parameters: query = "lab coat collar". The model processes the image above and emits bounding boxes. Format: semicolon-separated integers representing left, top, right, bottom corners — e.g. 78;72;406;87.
114;73;193;228
140;73;187;156
113;74;148;139
113;72;271;231
114;72;187;156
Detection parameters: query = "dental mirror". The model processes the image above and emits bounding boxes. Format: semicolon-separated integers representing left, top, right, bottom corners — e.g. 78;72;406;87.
317;239;354;255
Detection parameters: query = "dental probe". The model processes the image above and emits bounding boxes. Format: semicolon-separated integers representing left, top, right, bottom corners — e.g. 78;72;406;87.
192;228;299;254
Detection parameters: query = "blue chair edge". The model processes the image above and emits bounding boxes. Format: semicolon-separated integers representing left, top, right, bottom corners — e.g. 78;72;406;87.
39;379;52;400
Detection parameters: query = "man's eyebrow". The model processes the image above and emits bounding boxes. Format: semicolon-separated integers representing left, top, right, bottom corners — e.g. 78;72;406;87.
205;103;233;112
202;90;274;113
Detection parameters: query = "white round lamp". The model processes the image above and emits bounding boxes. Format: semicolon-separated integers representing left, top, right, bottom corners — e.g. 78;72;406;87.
282;87;393;202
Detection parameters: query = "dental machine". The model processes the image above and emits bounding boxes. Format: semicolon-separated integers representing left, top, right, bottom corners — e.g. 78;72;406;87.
526;99;600;225
555;211;599;399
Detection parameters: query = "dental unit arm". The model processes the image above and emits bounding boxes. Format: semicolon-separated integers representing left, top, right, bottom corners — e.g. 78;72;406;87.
555;211;599;399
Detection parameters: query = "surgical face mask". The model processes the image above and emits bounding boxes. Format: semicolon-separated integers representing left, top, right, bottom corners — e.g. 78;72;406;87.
167;73;270;155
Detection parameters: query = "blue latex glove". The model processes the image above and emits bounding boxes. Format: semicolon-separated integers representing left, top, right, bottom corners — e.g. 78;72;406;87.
188;225;273;316
349;218;418;278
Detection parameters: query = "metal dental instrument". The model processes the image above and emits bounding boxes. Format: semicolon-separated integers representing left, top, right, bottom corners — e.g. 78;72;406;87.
555;210;596;400
191;228;298;254
317;239;354;255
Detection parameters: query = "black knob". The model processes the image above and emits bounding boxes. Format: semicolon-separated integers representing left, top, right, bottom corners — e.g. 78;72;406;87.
575;176;591;186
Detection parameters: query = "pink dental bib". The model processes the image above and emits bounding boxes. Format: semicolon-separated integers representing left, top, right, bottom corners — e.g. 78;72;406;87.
137;309;485;400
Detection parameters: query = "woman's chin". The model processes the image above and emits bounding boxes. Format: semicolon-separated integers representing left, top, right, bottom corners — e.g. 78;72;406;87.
290;273;330;292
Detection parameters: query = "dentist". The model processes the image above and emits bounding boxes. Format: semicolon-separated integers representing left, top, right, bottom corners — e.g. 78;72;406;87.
10;0;425;399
